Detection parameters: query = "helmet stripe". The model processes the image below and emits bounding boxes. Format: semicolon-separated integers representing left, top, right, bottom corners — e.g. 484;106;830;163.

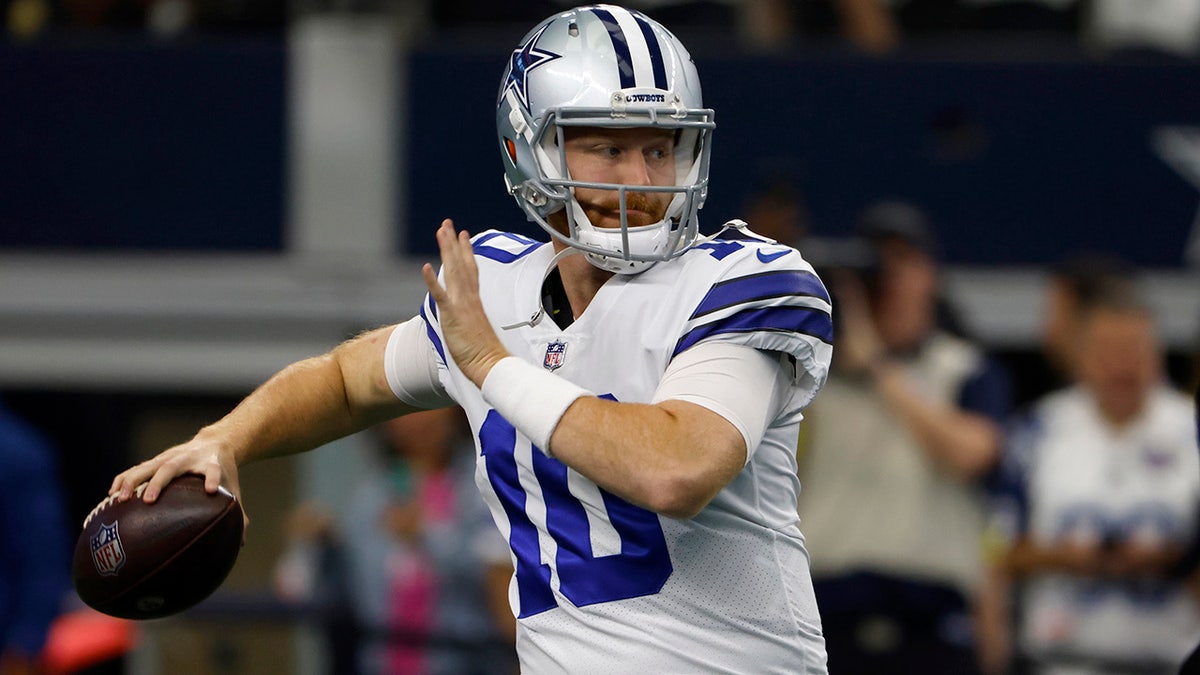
631;12;668;90
588;7;636;89
607;8;661;90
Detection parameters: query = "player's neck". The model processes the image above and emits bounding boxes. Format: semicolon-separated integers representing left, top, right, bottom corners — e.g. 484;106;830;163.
551;243;614;320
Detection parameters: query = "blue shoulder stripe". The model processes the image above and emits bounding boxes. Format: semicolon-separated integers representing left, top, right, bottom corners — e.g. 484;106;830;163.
472;231;542;263
673;306;834;356
690;270;830;320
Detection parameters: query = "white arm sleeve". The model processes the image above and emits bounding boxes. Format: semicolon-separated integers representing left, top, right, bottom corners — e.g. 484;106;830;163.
383;317;454;409
651;341;793;464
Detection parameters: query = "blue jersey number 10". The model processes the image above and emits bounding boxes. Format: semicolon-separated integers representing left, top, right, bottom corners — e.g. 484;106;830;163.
479;409;673;618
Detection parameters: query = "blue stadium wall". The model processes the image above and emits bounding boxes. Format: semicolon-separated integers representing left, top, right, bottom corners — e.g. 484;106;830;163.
2;38;1198;267
0;41;287;251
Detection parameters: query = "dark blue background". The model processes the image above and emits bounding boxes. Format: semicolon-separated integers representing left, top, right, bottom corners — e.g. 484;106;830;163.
2;37;1197;266
0;41;286;251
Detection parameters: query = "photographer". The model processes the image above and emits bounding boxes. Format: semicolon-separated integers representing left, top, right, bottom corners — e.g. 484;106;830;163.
796;201;1012;674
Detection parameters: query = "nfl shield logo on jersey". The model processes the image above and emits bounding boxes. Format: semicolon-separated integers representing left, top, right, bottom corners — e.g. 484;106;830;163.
543;340;567;371
90;522;126;577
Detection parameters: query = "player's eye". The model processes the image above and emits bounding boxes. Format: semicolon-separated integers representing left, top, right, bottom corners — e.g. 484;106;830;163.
647;147;670;161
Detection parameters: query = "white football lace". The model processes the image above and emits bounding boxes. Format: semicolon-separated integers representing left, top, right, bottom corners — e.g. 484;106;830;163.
82;483;147;529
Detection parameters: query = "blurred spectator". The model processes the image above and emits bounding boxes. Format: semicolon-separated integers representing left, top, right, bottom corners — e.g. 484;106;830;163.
796;201;1012;674
275;501;358;674
3;0;52;39
373;409;515;675
739;172;812;245
275;407;516;675
1084;0;1200;58
0;400;70;675
1039;252;1136;393
988;290;1200;674
1185;322;1200;672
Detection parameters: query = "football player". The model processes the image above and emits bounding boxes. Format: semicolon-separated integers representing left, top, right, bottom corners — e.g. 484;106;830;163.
111;5;833;672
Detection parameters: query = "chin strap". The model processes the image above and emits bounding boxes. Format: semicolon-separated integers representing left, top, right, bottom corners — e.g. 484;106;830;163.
499;246;583;331
692;219;777;247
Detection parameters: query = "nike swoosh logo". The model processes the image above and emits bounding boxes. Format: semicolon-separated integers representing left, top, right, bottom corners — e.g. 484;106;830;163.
756;248;791;264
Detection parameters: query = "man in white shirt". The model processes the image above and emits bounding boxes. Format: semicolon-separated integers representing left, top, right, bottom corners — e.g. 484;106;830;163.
993;290;1200;674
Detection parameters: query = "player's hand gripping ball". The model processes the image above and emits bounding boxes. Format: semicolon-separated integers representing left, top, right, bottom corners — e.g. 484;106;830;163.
72;475;244;620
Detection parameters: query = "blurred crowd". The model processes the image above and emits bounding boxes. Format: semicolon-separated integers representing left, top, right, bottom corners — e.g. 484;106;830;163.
272;409;517;675
2;0;1197;58
0;0;285;39
756;192;1200;674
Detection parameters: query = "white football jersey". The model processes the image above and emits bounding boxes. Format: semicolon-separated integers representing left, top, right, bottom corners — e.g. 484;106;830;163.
1002;385;1200;667
419;231;832;674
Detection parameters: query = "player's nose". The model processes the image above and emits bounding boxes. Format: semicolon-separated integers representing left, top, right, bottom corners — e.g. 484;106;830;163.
618;152;654;186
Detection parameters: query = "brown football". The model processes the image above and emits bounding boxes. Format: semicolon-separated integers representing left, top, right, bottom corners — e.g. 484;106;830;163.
72;474;243;620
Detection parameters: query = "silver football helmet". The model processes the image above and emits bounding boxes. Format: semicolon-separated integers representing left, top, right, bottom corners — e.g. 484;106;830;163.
496;4;715;274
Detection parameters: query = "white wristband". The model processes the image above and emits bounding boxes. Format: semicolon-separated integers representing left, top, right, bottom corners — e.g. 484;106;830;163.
480;356;591;456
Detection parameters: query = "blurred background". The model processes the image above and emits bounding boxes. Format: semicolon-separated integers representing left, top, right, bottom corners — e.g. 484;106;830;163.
0;0;1198;673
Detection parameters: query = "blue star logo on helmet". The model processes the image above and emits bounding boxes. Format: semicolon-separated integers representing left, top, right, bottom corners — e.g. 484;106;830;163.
504;23;561;112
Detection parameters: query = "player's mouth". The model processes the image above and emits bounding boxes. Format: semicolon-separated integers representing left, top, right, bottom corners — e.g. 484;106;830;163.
599;198;667;227
583;211;650;231
608;208;657;226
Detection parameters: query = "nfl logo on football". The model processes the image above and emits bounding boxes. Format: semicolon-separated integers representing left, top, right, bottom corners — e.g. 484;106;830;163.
543;340;567;372
91;522;127;577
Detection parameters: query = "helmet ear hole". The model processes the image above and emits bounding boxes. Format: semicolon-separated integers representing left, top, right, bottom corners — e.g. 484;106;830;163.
505;138;517;164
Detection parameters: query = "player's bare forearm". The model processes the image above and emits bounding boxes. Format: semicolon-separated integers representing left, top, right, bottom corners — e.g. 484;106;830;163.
110;326;415;502
208;335;404;464
549;397;746;519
